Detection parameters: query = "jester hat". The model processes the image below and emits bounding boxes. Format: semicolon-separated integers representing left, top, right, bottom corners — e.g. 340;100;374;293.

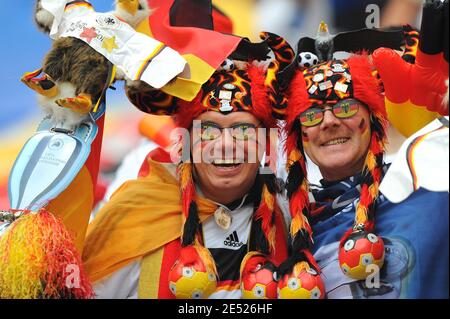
279;55;388;285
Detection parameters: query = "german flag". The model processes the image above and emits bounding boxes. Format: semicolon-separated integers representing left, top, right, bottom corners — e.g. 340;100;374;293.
143;0;242;101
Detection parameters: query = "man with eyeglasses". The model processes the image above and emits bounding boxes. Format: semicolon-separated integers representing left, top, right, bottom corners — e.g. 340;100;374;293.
278;36;448;298
189;116;265;207
80;34;294;299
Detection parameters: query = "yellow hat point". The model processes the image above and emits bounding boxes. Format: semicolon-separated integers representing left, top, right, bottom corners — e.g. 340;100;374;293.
318;21;329;33
116;0;139;16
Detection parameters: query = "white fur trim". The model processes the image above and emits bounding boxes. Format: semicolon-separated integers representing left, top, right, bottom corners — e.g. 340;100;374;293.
35;8;54;29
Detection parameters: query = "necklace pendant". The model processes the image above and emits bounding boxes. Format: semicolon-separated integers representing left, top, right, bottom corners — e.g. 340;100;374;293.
214;207;232;230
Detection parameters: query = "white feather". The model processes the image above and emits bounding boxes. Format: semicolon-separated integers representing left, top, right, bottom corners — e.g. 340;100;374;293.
114;68;127;81
37;82;88;127
35;7;54;29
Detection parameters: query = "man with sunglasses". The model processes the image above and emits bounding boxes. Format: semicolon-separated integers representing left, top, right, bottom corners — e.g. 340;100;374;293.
278;44;448;298
297;98;369;182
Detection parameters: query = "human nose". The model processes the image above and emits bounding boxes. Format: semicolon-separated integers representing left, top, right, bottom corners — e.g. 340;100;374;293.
221;128;236;146
214;128;235;156
320;107;341;129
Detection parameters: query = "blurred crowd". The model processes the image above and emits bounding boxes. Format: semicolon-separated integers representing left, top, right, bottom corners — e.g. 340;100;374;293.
255;0;423;45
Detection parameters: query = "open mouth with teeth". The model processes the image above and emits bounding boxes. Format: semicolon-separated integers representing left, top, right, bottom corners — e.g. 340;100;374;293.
211;159;244;169
322;137;350;146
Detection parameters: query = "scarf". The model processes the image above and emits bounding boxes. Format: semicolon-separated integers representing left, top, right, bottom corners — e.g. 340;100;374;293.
310;164;389;225
82;159;217;282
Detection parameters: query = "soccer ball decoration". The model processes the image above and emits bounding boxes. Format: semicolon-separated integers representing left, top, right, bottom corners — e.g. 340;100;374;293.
338;231;385;280
241;256;278;299
278;266;325;299
219;58;235;71
168;246;217;299
297;52;319;68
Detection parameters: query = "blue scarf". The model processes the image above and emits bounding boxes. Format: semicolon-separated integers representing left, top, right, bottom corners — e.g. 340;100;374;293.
309;165;389;225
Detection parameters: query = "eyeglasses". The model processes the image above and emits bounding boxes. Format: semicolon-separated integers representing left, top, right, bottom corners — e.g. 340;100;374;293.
197;122;261;141
299;98;362;127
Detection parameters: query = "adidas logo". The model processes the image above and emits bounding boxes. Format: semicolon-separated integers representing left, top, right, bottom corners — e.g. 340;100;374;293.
224;231;244;247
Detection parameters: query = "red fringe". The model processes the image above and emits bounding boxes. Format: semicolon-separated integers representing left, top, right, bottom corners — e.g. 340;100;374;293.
339;228;355;247
247;64;278;128
301;249;321;272
359;184;371;207
255;201;275;252
365;220;375;232
347;54;387;118
182;180;195;220
286;70;311;127
175;95;204;129
370;133;384;156
290;188;308;219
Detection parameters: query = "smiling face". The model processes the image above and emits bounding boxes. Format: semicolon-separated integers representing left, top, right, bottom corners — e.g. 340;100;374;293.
116;0;140;15
191;111;264;205
301;102;371;182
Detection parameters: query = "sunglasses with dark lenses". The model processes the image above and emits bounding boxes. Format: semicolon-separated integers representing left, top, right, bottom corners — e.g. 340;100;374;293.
299;98;362;127
198;122;260;141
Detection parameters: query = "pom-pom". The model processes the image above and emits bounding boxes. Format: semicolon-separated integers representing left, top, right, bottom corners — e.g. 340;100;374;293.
0;209;94;299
